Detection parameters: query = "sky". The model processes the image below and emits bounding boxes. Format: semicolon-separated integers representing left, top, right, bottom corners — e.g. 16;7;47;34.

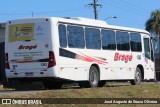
0;0;160;30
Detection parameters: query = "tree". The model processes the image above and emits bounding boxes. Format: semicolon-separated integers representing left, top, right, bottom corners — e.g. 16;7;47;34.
145;9;160;36
146;10;160;81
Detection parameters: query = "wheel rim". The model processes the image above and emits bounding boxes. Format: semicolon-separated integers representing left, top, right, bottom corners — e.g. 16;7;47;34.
90;70;98;85
135;71;141;83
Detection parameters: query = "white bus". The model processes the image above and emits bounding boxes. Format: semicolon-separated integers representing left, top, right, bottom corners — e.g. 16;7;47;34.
5;17;155;89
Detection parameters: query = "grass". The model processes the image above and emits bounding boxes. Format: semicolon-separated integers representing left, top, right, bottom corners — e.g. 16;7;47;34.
0;82;160;107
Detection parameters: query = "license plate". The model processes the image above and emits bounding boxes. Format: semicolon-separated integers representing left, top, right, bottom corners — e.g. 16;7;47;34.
25;72;33;77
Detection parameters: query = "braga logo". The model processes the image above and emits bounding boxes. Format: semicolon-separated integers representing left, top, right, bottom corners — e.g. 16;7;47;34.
18;44;37;50
114;52;133;63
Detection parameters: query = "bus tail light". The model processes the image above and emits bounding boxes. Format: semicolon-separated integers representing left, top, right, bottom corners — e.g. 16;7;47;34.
48;51;56;68
5;53;10;69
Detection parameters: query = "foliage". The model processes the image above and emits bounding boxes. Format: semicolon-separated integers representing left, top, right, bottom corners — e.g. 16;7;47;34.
145;9;160;36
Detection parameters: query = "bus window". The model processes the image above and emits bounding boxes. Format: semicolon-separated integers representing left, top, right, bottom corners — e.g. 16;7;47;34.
59;24;67;47
130;33;142;52
150;39;154;61
144;38;150;59
67;26;84;48
85;28;101;49
116;31;130;51
101;29;116;50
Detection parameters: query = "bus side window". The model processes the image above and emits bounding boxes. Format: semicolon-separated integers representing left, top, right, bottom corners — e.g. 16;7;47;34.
67;25;85;48
101;29;116;50
143;38;151;59
85;28;101;49
130;33;142;52
116;31;130;51
58;24;67;47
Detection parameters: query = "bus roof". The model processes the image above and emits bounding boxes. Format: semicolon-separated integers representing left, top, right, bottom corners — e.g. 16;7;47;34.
7;17;150;35
57;17;149;34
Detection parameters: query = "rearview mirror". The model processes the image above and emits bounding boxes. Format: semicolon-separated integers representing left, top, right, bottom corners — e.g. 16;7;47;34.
154;41;158;51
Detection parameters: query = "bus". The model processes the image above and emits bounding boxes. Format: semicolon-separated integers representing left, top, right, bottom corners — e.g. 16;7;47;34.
0;23;6;85
5;17;155;89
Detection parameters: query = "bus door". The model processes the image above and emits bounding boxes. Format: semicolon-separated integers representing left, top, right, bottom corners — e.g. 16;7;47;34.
143;36;154;79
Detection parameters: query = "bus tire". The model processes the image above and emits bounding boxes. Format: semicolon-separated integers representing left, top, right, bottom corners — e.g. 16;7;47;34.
130;67;142;85
88;66;99;88
43;81;62;89
98;80;106;87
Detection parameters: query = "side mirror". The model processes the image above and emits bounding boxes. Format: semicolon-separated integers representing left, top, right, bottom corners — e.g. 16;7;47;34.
154;41;158;51
151;37;158;51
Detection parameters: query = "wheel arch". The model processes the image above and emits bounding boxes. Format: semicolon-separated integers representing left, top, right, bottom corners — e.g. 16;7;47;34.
90;63;100;79
137;64;144;80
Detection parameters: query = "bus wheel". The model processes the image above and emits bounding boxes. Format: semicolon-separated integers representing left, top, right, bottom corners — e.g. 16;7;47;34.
43;81;62;89
88;66;99;88
130;67;142;85
98;80;106;87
